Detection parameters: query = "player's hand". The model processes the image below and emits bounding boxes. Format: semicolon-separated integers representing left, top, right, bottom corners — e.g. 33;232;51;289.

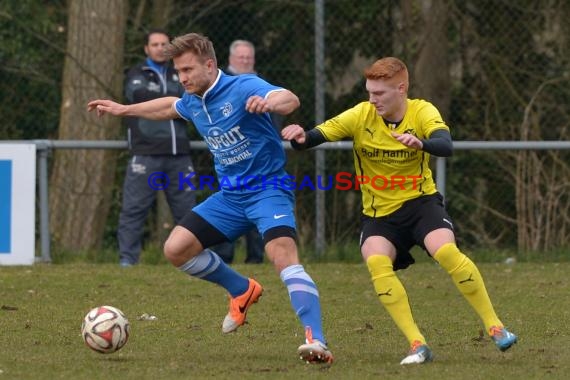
281;124;306;144
391;132;423;150
245;95;271;114
87;99;126;117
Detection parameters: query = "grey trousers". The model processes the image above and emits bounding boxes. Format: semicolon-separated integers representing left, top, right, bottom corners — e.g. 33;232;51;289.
118;154;196;265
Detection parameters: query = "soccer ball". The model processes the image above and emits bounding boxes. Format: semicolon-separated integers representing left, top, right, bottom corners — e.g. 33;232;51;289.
81;305;130;354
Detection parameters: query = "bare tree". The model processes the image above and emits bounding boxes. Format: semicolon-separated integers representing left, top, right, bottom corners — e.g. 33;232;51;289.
412;0;451;117
151;0;178;246
450;1;570;253
514;79;570;251
49;0;127;251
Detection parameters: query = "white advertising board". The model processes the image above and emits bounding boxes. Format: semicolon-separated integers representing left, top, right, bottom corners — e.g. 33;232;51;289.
0;144;36;265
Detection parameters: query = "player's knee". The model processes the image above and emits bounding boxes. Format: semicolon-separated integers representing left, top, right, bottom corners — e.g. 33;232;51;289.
433;242;463;272
163;226;202;265
162;238;180;263
163;236;196;265
366;254;393;278
265;237;299;272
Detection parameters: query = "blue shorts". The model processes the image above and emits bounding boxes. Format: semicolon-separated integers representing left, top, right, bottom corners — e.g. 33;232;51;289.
192;187;297;241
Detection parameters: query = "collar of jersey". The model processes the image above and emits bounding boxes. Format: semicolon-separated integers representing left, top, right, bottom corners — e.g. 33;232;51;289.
200;69;224;100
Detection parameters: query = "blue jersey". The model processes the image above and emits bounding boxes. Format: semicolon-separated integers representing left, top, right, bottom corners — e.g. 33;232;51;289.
175;70;287;192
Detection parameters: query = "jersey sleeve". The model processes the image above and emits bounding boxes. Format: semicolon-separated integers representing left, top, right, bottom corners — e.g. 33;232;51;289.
315;102;364;141
418;101;450;138
174;96;192;121
239;74;284;99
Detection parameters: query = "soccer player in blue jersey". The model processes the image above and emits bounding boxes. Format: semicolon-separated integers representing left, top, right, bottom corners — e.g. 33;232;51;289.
282;57;517;364
88;33;333;364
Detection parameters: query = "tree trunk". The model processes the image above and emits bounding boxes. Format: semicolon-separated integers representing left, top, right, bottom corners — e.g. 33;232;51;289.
49;0;127;251
151;0;174;28
413;0;450;117
149;0;176;246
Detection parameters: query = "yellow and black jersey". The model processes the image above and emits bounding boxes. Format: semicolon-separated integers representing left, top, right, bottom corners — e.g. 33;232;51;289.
316;99;449;217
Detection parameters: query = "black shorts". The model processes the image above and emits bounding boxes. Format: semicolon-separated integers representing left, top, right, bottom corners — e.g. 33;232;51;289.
360;192;454;270
179;211;296;249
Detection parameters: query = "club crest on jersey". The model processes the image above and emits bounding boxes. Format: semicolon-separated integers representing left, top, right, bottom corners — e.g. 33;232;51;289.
220;102;233;117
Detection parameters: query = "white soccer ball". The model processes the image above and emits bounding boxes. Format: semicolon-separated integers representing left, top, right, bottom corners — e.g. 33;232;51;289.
81;305;130;354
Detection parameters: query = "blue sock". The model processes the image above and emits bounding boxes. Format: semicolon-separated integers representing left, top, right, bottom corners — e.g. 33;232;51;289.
280;264;326;343
178;249;249;297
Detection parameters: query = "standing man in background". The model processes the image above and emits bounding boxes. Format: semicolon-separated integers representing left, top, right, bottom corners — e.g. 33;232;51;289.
118;29;196;267
225;39;257;77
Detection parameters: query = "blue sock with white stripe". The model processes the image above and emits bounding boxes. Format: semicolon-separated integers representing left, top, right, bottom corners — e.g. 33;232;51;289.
280;264;326;343
178;249;249;297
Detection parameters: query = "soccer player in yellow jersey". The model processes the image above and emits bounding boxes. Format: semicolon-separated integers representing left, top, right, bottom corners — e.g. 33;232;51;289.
282;57;517;364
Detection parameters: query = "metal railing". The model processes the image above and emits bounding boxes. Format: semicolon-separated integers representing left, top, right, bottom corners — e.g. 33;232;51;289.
2;139;569;263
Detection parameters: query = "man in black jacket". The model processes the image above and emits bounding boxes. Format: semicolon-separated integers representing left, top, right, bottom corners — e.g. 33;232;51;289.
118;29;195;267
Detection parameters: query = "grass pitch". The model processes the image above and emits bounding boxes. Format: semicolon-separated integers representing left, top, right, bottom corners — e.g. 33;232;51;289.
1;261;569;379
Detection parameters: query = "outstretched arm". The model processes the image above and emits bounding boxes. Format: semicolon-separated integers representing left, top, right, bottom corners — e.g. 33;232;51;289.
87;97;180;120
281;124;327;150
245;90;300;115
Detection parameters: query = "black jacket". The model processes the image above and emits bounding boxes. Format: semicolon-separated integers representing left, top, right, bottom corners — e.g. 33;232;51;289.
124;61;190;155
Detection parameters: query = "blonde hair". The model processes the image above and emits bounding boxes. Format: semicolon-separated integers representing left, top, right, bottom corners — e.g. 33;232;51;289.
364;57;409;92
165;33;217;65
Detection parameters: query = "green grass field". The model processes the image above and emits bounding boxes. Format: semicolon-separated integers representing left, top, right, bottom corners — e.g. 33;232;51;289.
1;261;569;379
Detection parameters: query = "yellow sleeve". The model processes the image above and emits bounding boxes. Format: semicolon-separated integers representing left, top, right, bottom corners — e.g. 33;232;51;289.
417;101;450;138
315;102;366;141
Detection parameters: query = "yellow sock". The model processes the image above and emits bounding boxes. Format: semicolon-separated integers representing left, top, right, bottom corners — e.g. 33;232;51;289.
434;243;502;332
366;255;426;346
